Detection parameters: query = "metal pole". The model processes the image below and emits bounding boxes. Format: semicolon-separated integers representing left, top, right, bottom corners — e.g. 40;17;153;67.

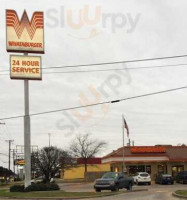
5;140;14;170
13;150;15;174
122;114;125;172
48;133;51;147
24;52;31;187
8;140;11;170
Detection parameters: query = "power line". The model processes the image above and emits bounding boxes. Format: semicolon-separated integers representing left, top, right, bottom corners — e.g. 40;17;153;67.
0;153;8;157
1;63;187;76
1;85;187;121
1;54;187;73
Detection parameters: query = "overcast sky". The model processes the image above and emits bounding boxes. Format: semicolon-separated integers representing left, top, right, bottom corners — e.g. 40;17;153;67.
0;0;187;169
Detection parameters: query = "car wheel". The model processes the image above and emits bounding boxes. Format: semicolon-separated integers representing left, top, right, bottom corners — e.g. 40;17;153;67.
95;189;101;192
148;182;151;185
127;182;133;191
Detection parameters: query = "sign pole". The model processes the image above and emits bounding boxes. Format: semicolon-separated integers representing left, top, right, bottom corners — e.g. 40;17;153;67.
24;53;31;187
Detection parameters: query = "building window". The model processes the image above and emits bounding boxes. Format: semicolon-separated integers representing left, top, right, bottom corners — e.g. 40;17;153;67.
172;165;184;177
128;165;151;175
158;165;165;174
146;165;151;174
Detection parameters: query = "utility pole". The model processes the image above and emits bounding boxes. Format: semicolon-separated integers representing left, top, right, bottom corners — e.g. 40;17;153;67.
12;149;15;174
5;140;14;170
48;133;51;147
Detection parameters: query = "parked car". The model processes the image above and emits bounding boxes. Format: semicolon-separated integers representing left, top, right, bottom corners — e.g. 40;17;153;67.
176;171;187;184
94;172;134;192
31;176;55;184
133;172;151;185
31;176;44;184
155;174;174;185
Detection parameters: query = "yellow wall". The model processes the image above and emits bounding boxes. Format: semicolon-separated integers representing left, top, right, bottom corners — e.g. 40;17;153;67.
62;164;110;180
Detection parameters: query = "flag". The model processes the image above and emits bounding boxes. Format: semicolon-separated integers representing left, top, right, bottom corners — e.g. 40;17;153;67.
123;116;129;138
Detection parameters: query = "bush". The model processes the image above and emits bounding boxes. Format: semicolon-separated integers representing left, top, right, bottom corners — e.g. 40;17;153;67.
10;183;60;193
25;183;60;192
46;183;60;190
10;185;24;192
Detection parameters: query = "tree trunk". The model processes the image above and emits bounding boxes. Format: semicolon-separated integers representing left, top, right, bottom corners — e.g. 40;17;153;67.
84;161;88;173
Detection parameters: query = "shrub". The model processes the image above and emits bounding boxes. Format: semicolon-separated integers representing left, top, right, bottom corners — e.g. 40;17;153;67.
25;183;60;192
46;183;60;190
10;183;60;192
10;185;24;192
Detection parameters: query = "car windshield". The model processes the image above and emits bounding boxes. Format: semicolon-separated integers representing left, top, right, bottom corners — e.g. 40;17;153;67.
140;173;149;177
162;174;171;177
102;173;118;179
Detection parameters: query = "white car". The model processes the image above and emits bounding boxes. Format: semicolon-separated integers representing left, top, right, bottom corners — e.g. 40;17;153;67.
31;176;44;184
133;172;151;185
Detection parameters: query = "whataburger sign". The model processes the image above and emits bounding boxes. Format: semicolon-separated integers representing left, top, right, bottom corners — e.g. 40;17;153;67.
6;9;44;80
6;9;44;54
6;9;44;187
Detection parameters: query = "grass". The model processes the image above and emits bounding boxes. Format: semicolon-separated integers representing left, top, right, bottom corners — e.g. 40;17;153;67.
0;181;23;190
175;190;187;197
0;189;118;198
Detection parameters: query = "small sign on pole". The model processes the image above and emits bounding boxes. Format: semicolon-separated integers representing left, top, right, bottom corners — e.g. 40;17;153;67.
10;55;42;80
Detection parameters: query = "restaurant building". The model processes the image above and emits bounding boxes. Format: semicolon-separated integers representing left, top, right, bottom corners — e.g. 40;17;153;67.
61;158;110;180
102;145;187;179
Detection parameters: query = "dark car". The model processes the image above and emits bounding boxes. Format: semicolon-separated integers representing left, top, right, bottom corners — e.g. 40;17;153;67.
155;174;174;185
176;171;187;184
94;172;134;192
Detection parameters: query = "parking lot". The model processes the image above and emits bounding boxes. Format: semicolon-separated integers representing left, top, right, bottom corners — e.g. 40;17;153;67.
59;182;187;200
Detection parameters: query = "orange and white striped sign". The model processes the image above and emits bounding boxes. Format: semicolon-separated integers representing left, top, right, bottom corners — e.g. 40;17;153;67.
6;10;44;53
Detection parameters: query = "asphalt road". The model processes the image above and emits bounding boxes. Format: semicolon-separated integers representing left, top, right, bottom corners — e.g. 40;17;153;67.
60;182;187;200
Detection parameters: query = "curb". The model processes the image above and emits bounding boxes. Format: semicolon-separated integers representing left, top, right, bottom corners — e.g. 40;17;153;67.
0;193;120;200
172;192;187;199
0;189;148;199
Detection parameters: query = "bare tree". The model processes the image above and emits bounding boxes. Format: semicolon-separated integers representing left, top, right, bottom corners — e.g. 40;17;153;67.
177;143;186;146
35;146;75;182
70;134;106;173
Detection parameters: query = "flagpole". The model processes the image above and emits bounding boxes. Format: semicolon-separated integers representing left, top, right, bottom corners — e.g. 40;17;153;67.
122;114;125;172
